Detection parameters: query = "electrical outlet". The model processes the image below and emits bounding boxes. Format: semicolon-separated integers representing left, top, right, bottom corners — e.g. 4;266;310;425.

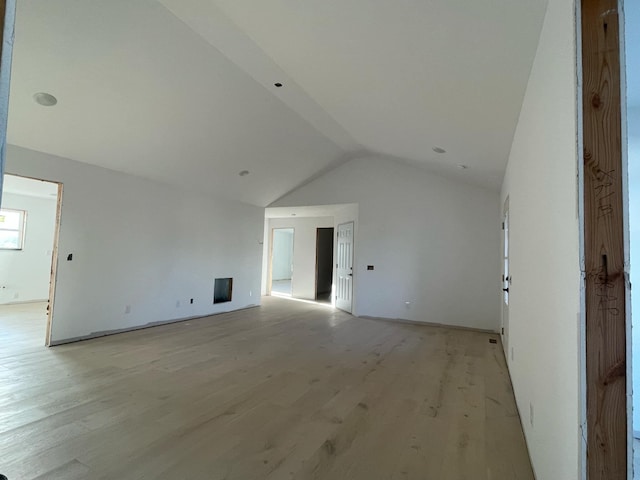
176;300;181;308
530;403;534;427
249;290;252;297
511;347;514;362
124;305;131;314
13;292;19;299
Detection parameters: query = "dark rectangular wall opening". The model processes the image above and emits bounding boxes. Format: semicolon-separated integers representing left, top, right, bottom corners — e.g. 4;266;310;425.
315;227;334;303
214;277;233;304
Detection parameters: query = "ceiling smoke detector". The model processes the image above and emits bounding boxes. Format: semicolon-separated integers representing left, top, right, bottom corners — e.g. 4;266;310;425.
33;92;58;107
274;83;283;88
239;170;250;177
432;147;446;154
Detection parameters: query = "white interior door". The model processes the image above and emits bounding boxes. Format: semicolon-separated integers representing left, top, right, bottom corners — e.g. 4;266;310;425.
502;202;510;357
336;222;354;313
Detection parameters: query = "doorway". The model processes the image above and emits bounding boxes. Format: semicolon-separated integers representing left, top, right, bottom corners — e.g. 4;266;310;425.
270;228;294;296
502;198;510;358
315;227;334;303
336;222;354;313
0;174;62;348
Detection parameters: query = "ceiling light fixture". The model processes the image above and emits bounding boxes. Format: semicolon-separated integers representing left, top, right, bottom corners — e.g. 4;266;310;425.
432;147;446;154
291;213;297;216
274;83;283;88
33;92;58;107
239;170;250;176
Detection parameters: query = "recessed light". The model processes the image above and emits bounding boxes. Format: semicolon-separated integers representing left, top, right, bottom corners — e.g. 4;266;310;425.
457;164;469;170
291;213;297;216
239;170;250;177
274;83;283;88
432;147;446;154
33;92;57;107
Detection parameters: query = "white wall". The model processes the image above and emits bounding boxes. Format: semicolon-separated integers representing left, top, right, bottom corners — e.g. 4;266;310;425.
499;0;580;478
0;192;57;304
4;145;264;343
266;216;334;300
271;229;293;281
271;156;500;331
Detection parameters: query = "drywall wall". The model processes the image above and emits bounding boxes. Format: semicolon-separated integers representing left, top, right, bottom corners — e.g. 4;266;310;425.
499;0;580;478
0;192;56;304
4;145;264;343
271;156;500;331
272;228;293;281
629;107;640;434
266;216;333;300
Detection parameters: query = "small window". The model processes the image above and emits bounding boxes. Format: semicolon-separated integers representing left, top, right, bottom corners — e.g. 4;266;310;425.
0;209;26;250
214;278;233;304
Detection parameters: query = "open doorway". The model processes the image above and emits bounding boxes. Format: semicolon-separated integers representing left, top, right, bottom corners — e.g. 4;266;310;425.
262;204;357;308
315;227;334;303
0;174;62;349
501;198;510;358
270;228;294;296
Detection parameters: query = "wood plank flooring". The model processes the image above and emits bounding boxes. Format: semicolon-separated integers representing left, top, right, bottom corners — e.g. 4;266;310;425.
0;298;534;479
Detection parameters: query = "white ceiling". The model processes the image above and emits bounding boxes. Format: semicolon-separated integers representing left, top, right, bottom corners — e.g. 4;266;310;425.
2;174;59;199
7;0;547;206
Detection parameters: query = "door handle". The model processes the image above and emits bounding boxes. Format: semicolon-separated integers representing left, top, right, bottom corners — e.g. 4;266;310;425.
503;288;509;293
348;273;353;276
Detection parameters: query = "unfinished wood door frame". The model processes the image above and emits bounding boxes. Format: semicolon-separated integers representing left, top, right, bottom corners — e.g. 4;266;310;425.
581;0;628;478
0;0;16;205
45;182;63;347
0;0;6;65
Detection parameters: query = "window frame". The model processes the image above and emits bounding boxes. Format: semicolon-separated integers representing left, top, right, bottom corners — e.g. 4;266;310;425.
0;208;26;250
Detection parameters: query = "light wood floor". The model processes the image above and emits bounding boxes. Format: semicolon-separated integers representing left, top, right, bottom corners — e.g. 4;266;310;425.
0;298;534;480
0;301;48;352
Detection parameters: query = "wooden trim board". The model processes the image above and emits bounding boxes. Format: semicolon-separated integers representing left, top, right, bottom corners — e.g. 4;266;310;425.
0;0;6;64
581;0;627;477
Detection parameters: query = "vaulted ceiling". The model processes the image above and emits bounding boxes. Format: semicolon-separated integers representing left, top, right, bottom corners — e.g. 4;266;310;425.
7;0;547;206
